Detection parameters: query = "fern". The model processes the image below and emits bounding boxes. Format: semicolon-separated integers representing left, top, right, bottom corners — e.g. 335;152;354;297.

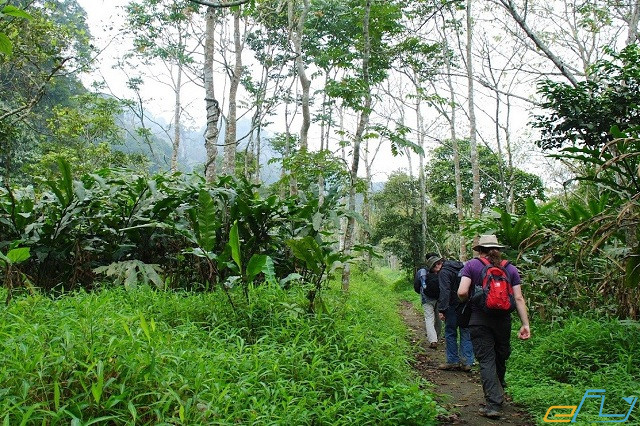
94;260;165;290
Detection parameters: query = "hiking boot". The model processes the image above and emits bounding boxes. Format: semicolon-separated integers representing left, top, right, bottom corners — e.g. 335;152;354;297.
438;363;459;371
459;364;472;372
429;342;438;349
479;406;502;419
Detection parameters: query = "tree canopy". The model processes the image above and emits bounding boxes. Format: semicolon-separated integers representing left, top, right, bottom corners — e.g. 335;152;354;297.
425;139;546;214
534;45;640;150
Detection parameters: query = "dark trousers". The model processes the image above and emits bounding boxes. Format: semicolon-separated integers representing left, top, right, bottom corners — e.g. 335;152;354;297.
470;323;511;410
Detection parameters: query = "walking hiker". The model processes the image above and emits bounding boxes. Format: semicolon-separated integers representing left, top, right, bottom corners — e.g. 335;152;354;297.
414;253;443;348
437;257;474;371
457;235;531;420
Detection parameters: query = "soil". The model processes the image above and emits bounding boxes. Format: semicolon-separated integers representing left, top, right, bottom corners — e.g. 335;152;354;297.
399;300;536;425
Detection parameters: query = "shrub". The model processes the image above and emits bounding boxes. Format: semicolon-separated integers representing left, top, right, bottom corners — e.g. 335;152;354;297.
508;317;640;424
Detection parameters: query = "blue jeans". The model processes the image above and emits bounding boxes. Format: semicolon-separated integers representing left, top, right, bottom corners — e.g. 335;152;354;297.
444;306;474;366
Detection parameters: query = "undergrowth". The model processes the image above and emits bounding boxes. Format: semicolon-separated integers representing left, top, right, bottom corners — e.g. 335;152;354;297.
0;268;437;425
508;317;640;424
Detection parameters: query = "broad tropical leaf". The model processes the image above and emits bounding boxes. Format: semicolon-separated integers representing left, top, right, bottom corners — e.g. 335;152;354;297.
0;33;11;56
6;247;30;264
247;254;268;282
2;5;33;19
197;189;217;252
229;221;241;271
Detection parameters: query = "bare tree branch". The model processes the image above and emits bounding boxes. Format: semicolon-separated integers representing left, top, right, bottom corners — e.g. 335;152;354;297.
495;0;580;87
187;0;250;8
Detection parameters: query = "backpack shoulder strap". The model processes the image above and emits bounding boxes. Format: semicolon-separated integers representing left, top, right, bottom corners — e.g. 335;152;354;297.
498;260;514;285
476;256;490;266
476;257;492;289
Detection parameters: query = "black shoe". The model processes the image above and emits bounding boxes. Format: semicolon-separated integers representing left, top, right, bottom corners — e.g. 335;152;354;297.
479;406;501;419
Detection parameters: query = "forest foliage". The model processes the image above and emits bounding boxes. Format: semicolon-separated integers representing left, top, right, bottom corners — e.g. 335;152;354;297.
1;0;640;423
0;1;637;321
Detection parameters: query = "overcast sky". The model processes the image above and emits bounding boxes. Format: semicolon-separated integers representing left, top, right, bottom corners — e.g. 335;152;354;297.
72;1;557;184
74;0;420;180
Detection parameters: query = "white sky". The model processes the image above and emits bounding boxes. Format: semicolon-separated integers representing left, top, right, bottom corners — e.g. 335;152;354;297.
75;0;553;184
75;0;435;181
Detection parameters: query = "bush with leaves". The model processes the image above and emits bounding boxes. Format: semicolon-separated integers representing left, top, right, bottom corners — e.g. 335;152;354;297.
0;158;350;305
527;45;640;317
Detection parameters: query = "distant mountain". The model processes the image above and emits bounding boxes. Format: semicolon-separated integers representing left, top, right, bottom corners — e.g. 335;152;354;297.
114;111;388;189
114;109;281;182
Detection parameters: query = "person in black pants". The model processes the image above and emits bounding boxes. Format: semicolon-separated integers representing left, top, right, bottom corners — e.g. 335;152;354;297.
457;235;531;420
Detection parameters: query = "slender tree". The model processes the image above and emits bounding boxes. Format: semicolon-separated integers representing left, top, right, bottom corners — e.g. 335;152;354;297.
203;5;220;181
187;0;250;181
341;0;372;291
465;0;481;219
291;0;311;151
222;8;245;175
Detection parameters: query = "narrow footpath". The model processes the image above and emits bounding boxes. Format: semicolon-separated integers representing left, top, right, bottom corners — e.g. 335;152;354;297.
399;300;535;425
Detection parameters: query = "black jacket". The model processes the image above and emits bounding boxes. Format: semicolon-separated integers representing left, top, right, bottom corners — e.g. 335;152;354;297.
438;260;464;313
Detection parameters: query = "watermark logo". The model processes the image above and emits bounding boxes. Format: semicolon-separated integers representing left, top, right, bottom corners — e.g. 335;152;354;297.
544;389;637;423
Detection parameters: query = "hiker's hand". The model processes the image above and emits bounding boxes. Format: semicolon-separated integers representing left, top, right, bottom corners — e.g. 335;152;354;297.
439;313;445;321
518;325;530;340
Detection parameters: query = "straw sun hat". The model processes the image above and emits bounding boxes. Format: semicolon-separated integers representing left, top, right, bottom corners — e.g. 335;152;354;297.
472;234;506;251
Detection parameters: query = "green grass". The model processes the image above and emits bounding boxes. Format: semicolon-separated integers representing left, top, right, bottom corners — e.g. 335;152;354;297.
508;317;640;425
0;269;437;425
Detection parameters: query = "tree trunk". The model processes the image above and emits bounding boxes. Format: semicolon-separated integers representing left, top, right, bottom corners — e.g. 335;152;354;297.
415;71;426;263
467;0;482;218
171;65;182;172
342;0;372;291
503;95;516;213
493;90;508;210
443;19;467;260
224;9;243;175
293;0;311;151
626;0;640;45
204;6;220;182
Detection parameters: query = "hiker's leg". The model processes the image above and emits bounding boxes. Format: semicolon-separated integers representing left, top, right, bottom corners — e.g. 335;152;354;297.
422;299;438;343
494;319;512;387
470;325;503;410
444;306;460;363
434;301;442;341
459;326;474;366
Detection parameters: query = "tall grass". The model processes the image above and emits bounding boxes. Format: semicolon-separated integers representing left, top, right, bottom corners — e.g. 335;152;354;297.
508;317;640;424
0;269;437;425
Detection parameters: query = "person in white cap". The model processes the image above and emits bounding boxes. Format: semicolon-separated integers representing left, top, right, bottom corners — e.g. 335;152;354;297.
457;234;531;420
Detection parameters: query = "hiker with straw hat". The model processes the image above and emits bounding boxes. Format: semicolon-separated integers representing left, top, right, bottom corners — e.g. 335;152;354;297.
457;235;531;420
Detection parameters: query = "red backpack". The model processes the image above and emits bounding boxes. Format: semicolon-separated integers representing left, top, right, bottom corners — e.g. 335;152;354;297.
473;257;516;314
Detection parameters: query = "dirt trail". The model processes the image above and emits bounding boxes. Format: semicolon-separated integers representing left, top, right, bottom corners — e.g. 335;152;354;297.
399;300;535;425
